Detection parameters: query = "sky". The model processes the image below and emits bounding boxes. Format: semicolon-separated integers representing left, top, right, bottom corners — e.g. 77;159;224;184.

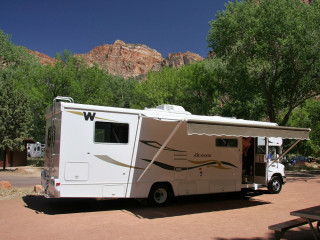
1;0;228;58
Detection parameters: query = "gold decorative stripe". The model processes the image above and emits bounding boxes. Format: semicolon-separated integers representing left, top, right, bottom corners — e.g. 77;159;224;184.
95;116;113;121
67;110;83;116
206;163;230;169
95;155;144;170
67;110;113;121
188;160;236;169
188;160;213;164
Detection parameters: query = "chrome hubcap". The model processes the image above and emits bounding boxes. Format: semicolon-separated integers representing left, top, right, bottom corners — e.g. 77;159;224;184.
154;188;167;204
272;180;280;191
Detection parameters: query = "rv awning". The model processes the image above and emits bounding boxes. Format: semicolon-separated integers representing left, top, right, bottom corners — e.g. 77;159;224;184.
187;120;310;140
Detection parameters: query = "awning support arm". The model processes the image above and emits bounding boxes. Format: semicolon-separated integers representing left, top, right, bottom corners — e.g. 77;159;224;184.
137;121;183;182
270;139;302;166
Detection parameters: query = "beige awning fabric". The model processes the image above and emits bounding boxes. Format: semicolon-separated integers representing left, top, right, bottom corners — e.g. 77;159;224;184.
187;121;310;140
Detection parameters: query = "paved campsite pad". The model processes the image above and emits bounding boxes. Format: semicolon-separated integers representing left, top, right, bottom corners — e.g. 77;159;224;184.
0;171;319;240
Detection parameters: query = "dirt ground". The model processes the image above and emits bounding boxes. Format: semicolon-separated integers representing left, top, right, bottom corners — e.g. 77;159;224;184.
0;171;319;240
0;166;43;177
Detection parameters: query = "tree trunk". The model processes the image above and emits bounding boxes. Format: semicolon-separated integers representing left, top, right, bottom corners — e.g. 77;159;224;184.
2;149;7;170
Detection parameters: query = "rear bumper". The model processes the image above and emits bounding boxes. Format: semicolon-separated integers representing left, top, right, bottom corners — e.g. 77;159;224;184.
47;184;60;198
41;170;60;198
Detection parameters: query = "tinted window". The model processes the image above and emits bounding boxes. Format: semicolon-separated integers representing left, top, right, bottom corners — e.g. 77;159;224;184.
95;122;129;143
216;138;238;147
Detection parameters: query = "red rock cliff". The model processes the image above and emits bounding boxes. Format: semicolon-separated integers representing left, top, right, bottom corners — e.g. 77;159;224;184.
28;40;204;78
76;40;204;78
161;51;204;68
27;49;56;65
75;40;163;78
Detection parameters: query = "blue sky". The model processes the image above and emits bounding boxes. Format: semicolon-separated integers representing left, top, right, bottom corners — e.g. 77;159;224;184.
1;0;227;58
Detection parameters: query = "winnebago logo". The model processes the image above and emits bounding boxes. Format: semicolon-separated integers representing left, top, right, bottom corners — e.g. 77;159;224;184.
194;153;212;158
83;112;96;121
67;110;113;122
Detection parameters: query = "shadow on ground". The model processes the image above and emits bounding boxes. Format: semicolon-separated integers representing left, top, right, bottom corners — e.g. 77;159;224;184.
23;191;270;219
215;225;316;240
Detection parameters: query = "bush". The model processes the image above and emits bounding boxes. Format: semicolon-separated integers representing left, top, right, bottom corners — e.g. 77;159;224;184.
27;158;44;167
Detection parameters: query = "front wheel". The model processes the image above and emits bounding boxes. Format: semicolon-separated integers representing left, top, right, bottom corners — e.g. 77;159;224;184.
148;184;172;207
268;176;282;194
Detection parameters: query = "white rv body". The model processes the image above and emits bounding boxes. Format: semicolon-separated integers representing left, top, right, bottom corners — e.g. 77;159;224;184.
41;97;310;204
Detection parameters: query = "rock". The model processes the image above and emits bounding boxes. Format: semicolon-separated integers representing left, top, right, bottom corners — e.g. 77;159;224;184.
75;40;204;78
160;51;204;68
76;40;164;79
27;49;56;65
28;40;204;79
0;181;12;190
34;185;43;193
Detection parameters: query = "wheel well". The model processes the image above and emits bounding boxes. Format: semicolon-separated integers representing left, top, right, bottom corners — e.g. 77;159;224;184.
150;182;174;197
271;173;283;183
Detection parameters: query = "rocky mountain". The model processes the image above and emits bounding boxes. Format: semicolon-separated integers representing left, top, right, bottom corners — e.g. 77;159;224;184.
76;40;204;78
160;51;204;68
75;40;163;78
27;49;56;66
29;40;204;78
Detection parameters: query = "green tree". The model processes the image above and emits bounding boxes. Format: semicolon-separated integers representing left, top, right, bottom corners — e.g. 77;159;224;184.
288;98;320;156
0;29;43;142
0;79;33;169
207;0;320;125
0;29;37;68
132;61;220;115
106;76;138;108
132;67;184;109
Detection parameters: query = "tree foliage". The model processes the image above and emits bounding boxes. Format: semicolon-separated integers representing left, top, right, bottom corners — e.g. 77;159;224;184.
0;79;33;152
132;60;220;115
288;98;320;156
0;29;39;155
207;0;320;125
0;29;38;69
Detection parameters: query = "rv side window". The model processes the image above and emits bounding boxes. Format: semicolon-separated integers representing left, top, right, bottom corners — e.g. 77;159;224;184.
216;138;238;147
94;122;129;144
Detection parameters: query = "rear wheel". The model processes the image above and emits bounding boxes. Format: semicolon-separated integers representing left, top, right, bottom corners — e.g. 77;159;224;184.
148;184;172;207
268;176;282;194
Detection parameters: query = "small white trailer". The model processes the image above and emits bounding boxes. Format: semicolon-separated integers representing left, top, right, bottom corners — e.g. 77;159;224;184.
41;96;310;206
27;142;45;158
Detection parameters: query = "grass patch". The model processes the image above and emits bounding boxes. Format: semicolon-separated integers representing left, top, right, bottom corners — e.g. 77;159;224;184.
285;162;319;171
27;158;44;167
0;187;42;201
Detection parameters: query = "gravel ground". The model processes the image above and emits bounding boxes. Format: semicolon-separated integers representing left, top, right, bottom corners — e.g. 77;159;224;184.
0;170;319;240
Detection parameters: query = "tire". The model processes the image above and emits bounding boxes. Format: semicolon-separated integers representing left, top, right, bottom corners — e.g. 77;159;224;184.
148;184;172;207
268;176;282;194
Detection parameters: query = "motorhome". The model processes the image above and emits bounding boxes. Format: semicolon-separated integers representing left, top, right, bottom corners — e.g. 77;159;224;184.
27;142;45;158
41;97;310;206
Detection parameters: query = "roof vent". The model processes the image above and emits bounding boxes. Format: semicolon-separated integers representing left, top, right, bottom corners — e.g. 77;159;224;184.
156;104;191;115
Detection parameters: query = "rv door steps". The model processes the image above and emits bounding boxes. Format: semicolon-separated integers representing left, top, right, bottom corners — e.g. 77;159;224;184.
268;218;315;240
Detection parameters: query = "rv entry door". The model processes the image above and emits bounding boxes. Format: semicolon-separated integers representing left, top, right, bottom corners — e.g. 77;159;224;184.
255;137;270;185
